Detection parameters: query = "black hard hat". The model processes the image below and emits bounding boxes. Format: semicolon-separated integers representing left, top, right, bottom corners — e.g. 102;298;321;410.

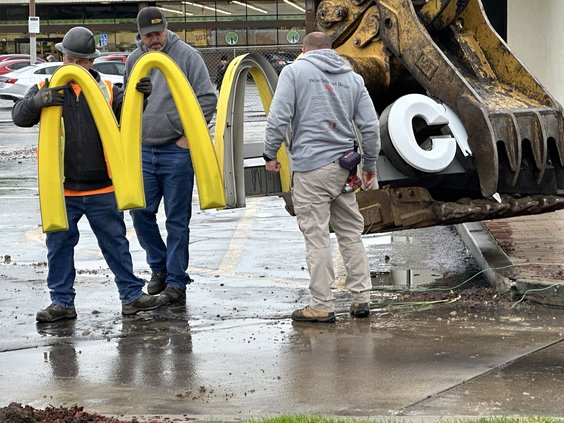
55;27;100;59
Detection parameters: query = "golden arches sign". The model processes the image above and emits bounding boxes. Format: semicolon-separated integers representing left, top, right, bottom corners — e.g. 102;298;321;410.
38;52;291;232
214;53;291;208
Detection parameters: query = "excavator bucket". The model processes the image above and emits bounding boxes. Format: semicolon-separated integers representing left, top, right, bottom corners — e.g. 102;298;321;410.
309;0;564;233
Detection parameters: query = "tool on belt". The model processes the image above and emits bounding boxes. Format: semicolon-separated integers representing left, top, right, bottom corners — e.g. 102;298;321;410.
338;150;362;193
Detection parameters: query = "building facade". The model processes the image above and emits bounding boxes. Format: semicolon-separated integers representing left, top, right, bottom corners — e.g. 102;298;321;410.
0;1;310;57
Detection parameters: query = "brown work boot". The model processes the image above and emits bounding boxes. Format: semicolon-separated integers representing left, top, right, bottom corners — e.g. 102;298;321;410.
350;302;370;318
291;306;335;323
156;286;187;306
122;294;162;315
36;303;77;323
147;271;167;295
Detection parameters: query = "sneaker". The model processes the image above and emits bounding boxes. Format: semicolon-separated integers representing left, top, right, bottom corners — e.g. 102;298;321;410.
36;303;77;323
122;294;162;315
147;271;167;295
156;286;187;306
291;306;335;323
350;302;370;318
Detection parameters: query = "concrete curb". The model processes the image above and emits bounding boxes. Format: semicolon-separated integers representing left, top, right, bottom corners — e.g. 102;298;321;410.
455;222;514;293
456;222;564;306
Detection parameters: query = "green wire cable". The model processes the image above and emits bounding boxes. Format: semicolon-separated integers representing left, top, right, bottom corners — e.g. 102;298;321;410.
374;262;563;309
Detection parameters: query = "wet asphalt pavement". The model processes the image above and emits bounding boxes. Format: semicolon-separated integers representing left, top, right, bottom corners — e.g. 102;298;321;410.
1;99;564;421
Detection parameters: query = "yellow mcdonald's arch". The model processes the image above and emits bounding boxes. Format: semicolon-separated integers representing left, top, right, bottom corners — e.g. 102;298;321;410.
38;52;226;232
38;51;291;232
214;53;291;208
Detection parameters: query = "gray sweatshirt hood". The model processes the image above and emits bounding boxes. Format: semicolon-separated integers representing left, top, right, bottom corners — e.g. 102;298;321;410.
264;48;380;173
300;49;352;74
126;29;218;146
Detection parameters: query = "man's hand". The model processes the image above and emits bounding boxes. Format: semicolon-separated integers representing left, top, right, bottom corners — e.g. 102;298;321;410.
176;135;188;149
362;170;377;190
136;76;152;99
31;78;65;109
265;159;281;173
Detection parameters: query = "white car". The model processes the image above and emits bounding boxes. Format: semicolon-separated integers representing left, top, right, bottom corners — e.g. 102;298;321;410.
0;62;123;102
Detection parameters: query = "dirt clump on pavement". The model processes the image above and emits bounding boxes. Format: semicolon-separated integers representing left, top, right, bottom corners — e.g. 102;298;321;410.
396;283;516;309
0;402;138;423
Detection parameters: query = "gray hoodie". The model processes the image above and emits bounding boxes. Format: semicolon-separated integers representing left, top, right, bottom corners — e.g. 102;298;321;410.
264;49;380;172
125;31;217;147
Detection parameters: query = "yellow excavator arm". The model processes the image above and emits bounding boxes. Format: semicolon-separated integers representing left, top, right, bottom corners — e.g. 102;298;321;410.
306;0;564;233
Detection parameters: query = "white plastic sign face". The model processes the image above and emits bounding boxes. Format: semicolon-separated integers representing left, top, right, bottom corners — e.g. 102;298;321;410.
28;17;40;34
384;94;471;173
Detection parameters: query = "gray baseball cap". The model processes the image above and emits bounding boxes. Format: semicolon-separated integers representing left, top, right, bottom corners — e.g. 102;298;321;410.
137;7;167;37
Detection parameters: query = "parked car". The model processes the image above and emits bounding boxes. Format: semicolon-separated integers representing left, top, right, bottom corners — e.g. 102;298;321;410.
0;62;123;102
97;70;124;87
0;59;34;75
94;53;130;63
0;62;63;101
0;54;45;63
263;52;296;74
92;61;125;76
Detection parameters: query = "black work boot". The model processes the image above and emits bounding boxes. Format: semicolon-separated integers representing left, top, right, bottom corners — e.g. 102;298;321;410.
350;302;370;318
156;286;186;306
36;303;77;323
147;271;167;295
122;294;162;315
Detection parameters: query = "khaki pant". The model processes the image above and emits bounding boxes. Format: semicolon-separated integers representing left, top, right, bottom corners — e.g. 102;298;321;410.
293;162;372;312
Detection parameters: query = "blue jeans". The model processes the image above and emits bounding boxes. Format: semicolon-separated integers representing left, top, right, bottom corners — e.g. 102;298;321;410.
46;192;145;307
131;143;194;288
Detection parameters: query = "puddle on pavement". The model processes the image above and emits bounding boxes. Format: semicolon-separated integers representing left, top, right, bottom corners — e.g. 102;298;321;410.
371;269;445;290
365;226;483;292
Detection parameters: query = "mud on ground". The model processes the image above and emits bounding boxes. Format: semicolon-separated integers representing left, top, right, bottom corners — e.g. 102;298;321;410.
0;280;541;423
0;402;133;423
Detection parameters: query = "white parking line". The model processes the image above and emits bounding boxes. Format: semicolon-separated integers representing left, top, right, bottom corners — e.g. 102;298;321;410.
217;197;260;275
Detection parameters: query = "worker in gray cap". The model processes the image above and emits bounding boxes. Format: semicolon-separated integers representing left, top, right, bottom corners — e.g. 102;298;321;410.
125;8;217;306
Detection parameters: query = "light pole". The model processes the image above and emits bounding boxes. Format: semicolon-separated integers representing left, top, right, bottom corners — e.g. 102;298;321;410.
29;0;37;64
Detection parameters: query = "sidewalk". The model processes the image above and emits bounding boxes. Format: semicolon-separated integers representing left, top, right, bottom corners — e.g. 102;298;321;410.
458;209;564;306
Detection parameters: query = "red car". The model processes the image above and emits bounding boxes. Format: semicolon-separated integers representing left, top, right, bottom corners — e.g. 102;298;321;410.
0;59;34;75
94;53;129;63
0;54;45;63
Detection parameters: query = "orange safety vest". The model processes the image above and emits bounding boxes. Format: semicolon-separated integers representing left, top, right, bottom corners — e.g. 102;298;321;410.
38;78;116;197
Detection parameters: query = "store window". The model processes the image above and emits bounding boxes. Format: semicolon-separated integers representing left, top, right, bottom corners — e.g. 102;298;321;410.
48;4;85;24
217;29;247;47
248;28;277;46
278;0;306;18
157;2;187;24
84;4;114;24
187;28;215;47
215;1;245;20
182;1;218;22
4;5;28;24
278;27;305;46
114;4;139;24
241;1;276;18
